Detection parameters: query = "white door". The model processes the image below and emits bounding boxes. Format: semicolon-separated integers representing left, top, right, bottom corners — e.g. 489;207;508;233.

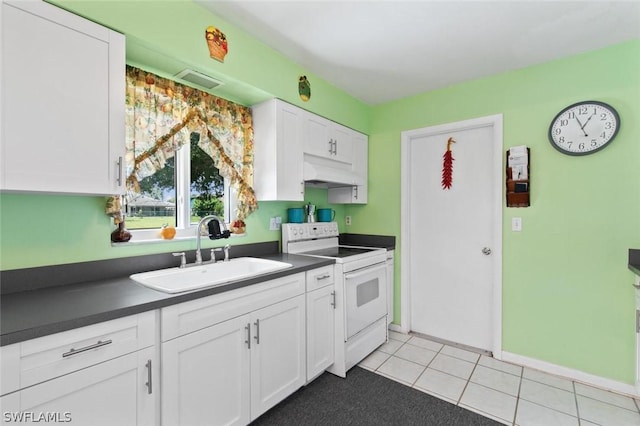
306;285;335;381
250;295;305;421
162;316;251;426
401;115;502;354
3;349;156;426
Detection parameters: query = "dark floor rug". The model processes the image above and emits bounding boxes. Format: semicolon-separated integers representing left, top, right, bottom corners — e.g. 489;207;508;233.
252;366;502;425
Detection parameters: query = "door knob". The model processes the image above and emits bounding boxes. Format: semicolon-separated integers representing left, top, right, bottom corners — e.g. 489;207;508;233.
482;247;492;255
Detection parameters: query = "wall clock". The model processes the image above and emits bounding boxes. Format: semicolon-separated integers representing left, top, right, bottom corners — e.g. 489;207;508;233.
548;100;620;155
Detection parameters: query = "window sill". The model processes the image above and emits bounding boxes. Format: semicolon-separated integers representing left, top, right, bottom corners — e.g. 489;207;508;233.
110;233;245;247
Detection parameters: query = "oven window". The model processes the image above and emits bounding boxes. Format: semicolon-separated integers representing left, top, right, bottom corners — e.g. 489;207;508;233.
356;279;380;307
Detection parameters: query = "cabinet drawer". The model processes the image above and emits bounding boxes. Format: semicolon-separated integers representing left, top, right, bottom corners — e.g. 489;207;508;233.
306;266;335;292
162;273;305;342
1;311;156;394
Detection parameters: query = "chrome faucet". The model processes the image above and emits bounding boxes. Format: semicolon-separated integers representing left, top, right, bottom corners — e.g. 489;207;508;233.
195;215;230;265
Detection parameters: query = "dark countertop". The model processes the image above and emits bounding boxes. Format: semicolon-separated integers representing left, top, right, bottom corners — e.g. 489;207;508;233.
339;233;396;251
1;245;334;346
630;249;640;276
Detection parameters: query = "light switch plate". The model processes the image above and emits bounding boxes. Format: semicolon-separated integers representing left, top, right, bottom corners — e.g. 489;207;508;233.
512;217;522;232
346;216;352;226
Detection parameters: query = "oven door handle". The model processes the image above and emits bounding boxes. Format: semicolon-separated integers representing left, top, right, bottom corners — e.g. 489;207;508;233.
344;264;386;280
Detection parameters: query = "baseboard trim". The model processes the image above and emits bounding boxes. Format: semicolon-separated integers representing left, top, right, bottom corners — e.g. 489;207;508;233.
501;351;638;397
388;323;403;333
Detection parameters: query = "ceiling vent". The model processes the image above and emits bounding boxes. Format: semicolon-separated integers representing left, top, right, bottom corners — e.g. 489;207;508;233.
174;69;224;90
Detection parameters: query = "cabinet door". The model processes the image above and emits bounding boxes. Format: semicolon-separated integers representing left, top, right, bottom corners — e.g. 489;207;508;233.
303;113;334;159
332;124;353;165
1;348;156;426
274;102;304;200
1;1;125;195
306;285;335;381
328;131;368;204
252;99;304;201
250;295;305;420
162;315;250;426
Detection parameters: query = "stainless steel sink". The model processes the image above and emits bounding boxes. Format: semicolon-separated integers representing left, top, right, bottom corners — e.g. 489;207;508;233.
130;257;293;293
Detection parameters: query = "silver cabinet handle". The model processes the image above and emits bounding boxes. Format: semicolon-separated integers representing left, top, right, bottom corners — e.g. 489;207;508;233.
353;186;358;200
317;274;331;281
62;339;112;358
328;139;334;154
334;139;338;156
254;319;260;344
331;291;336;309
245;323;251;349
145;359;152;394
116;156;123;186
482;247;492;255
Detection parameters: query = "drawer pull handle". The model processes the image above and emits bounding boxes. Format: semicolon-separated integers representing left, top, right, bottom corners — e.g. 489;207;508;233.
62;339;113;358
317;274;331;281
331;291;336;309
145;359;153;394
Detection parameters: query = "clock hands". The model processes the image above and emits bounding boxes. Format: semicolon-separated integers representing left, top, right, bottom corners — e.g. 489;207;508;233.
573;112;596;137
580;112;595;132
574;116;588;137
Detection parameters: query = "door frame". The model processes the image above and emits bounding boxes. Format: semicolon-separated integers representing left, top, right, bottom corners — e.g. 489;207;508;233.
400;114;503;357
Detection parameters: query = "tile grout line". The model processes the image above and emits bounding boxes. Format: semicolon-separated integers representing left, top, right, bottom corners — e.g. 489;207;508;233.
511;366;524;426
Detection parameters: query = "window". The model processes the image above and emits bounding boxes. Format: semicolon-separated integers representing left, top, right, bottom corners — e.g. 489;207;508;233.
126;133;237;240
115;66;257;242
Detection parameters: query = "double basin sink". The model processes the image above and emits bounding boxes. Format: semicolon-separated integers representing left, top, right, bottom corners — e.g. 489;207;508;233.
130;257;293;293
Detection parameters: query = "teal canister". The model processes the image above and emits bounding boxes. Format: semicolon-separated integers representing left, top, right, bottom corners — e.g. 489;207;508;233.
287;208;304;223
317;208;336;222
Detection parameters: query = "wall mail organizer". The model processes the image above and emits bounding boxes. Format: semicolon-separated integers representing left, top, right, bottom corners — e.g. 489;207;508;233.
506;146;530;207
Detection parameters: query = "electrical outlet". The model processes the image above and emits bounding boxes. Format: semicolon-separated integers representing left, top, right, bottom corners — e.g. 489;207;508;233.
269;217;281;231
345;216;352;226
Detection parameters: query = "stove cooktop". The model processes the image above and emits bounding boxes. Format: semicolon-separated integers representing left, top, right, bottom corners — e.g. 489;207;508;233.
302;246;379;259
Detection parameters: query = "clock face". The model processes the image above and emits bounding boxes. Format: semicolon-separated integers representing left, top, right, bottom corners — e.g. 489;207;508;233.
548;101;620;155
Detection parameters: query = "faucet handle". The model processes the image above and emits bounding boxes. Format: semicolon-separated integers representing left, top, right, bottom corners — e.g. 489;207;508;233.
223;244;231;262
172;252;187;268
210;248;223;263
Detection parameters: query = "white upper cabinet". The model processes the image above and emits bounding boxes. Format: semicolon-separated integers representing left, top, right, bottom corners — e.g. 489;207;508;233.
328;131;368;204
252;98;368;203
303;112;353;165
0;0;125;195
252;99;304;201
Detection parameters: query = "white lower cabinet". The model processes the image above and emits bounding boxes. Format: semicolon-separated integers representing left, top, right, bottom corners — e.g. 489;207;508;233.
162;316;251;426
161;274;307;425
0;311;158;426
306;284;335;381
1;348;156;426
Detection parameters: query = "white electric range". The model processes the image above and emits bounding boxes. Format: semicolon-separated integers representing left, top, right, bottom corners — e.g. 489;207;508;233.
282;222;388;377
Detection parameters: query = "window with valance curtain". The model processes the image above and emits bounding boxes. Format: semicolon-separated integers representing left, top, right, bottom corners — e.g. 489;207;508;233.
106;66;257;227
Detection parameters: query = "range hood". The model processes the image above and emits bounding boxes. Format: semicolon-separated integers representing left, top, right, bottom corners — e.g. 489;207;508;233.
303;154;364;188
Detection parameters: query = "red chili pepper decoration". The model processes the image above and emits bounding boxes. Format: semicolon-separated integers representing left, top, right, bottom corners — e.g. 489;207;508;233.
441;137;456;190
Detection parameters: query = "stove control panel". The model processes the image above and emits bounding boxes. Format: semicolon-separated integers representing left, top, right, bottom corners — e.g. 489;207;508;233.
282;222;339;243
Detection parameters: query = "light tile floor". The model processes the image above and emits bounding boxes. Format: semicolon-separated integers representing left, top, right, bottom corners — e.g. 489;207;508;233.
358;331;640;426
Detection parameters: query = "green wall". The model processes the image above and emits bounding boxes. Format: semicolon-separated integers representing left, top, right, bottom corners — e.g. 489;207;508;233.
349;40;639;383
0;0;359;270
1;1;639;385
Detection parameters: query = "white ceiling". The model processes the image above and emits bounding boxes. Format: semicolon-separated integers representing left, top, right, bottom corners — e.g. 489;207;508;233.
196;0;640;105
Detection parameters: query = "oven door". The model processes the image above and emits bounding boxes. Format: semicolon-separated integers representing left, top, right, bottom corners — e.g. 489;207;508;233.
344;262;387;340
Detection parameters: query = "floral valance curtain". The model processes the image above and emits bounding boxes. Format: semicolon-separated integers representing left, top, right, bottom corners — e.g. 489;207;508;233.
122;65;257;220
